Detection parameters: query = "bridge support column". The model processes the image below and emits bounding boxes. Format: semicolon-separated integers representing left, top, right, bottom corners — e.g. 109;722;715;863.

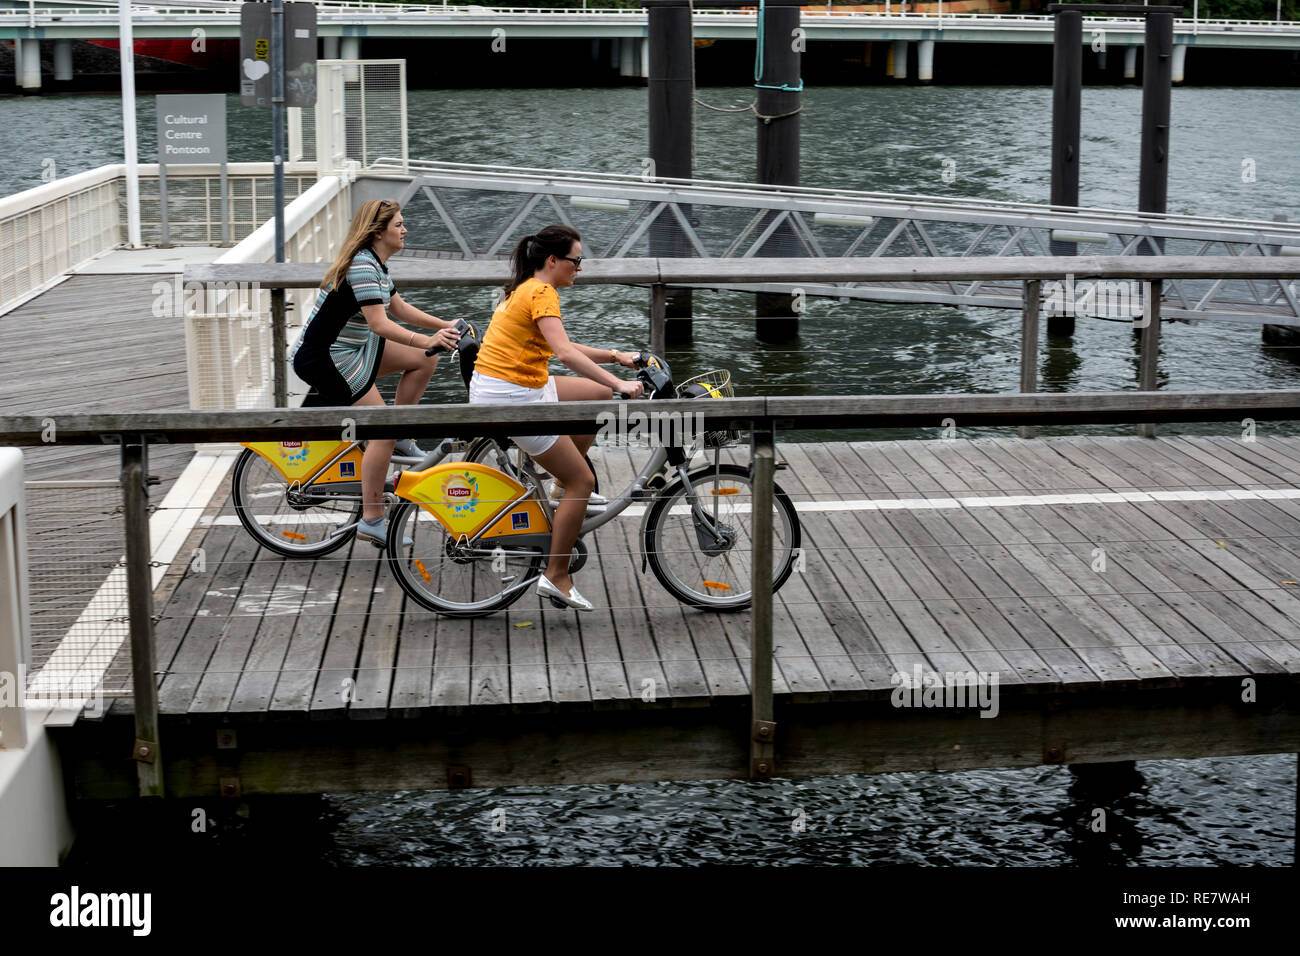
322;36;339;59
19;38;41;93
341;36;360;81
891;39;908;80
917;39;935;83
755;1;802;342
53;39;73;84
1123;45;1137;80
1171;43;1187;84
610;37;621;69
621;36;636;76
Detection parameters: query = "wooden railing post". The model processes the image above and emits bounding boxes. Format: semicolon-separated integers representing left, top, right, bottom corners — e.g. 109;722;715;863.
121;439;163;798
749;422;776;779
1019;279;1041;439
1138;279;1163;438
271;288;288;407
650;282;667;357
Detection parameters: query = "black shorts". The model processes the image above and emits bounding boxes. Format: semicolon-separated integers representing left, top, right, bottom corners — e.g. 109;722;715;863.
293;339;385;408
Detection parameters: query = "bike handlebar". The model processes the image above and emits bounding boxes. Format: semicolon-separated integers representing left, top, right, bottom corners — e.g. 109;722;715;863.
425;318;476;356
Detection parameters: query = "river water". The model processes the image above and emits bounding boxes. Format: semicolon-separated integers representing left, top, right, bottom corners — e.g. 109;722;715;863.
5;86;1297;865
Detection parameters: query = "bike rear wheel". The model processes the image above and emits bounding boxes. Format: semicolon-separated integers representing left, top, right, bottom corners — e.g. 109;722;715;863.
644;463;801;611
230;447;361;558
386;499;546;617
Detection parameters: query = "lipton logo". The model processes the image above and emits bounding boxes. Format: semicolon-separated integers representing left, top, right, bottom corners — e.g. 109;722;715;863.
439;472;480;515
279;441;309;466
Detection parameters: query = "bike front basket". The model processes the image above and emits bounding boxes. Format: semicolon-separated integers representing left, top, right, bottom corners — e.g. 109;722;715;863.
676;369;740;448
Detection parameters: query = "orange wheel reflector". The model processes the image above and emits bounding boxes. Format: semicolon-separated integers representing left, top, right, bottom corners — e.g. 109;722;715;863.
281;531;307;541
703;580;731;591
414;559;432;584
710;488;740;496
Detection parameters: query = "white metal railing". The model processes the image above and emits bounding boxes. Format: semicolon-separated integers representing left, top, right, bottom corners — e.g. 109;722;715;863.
0;449;30;750
129;163;315;246
0;167;120;315
185;172;356;410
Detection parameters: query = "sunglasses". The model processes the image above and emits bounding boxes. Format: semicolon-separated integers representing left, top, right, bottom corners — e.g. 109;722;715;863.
559;255;583;267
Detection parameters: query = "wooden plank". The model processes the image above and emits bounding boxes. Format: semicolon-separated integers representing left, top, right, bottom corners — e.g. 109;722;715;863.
269;543;350;714
876;509;1059;685
470;612;511;707
899;438;1000;493
1007;502;1224;680
228;555;316;714
347;564;407;718
601;446;708;703
310;547;382;716
976;501;1182;685
508;592;552;707
187;539;285;713
157;521;260;714
1076;501;1285;674
1023;438;1138;492
949;504;1151;685
943;440;1032;493
562;450;633;705
389;598;441;716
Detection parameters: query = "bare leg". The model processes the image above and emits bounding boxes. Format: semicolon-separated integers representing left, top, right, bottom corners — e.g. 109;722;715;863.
528;435;594;594
552;375;614;466
353;386;392;521
379;340;439;406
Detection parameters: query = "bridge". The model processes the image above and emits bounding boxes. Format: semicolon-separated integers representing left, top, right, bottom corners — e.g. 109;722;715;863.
5;3;1300;88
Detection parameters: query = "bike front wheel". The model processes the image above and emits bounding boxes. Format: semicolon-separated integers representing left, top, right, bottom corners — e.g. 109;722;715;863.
230;447;361;558
644;463;801;611
386;499;546;617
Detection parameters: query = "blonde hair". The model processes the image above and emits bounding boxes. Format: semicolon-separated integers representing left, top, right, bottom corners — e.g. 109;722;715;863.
321;199;400;292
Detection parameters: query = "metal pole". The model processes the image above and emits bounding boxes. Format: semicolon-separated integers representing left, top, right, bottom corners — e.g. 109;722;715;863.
755;0;802;343
645;0;695;344
1019;279;1041;439
750;423;775;780
220;160;229;246
157;162;169;248
1049;8;1081;337
1138;280;1162;438
121;439;162;798
119;0;142;248
272;0;288;407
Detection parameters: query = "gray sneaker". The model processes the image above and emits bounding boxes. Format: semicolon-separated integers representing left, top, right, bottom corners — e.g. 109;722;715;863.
355;516;413;548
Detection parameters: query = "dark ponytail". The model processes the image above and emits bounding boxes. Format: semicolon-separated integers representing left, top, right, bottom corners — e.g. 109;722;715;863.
503;224;582;298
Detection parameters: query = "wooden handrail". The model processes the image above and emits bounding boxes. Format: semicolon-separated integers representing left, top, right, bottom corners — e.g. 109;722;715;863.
2;390;1296;445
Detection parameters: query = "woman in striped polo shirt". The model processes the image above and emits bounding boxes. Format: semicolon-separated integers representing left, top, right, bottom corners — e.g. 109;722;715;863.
292;198;461;546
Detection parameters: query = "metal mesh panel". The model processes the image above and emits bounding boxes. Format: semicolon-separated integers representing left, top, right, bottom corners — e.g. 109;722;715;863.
24;481;129;706
301;60;407;174
122;174;311;247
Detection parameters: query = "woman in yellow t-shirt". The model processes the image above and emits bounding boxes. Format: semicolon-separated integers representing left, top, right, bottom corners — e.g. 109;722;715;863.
469;224;644;612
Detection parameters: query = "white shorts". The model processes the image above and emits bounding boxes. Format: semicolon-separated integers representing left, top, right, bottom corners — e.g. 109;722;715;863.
468;370;560;457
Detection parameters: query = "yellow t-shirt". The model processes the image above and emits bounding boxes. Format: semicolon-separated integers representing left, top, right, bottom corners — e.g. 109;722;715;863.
475;277;560;389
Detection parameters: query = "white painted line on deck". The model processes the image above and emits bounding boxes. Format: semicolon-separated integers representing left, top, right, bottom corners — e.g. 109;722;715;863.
197;484;1300;530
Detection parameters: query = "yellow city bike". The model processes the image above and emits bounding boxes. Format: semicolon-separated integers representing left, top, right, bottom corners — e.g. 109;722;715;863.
383;353;803;617
231;319;482;557
230;436;471;557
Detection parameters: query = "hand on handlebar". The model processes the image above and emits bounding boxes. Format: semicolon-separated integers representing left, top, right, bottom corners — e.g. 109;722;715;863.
423;324;462;355
613;379;644;400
